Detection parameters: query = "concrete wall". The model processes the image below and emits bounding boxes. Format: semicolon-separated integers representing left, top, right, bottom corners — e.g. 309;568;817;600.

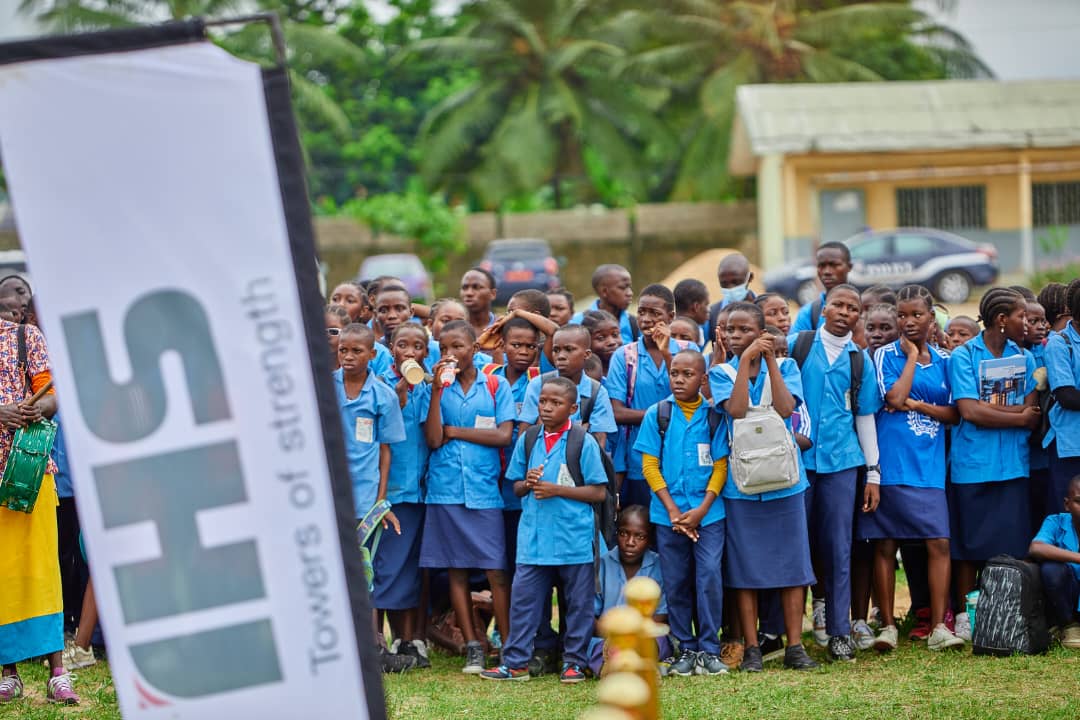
318;202;759;299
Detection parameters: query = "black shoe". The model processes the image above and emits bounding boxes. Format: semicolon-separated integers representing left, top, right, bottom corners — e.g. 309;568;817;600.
380;647;416;674
827;635;856;663
740;645;764;673
758;632;785;662
399;640;431;669
527;649;557;676
783;644;819;671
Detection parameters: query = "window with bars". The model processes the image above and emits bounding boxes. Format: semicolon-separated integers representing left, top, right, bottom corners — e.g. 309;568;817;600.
896;185;986;229
1033;181;1080;226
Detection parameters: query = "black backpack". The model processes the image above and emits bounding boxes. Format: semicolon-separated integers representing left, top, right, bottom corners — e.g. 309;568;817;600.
522;422;618;550
972;555;1051;656
791;330;864;420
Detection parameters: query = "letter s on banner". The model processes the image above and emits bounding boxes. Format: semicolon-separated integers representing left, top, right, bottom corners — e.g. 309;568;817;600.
0;22;384;720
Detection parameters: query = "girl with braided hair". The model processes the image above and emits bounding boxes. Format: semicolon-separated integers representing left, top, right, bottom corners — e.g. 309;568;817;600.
1037;282;1070;334
1044;278;1080;526
947;287;1040;641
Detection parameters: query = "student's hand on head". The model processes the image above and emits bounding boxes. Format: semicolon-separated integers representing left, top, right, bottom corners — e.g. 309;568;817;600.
477;324;504;352
862;482;880;513
382;509;401;535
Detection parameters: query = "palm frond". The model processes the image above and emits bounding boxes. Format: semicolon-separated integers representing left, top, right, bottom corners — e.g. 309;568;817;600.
403;35;503;63
542;76;586;129
549;39;623;75
579;110;647;200
700;51;758;120
549;0;592;43
282;22;367;68
614;41;715;84
32;3;139;31
794;3;924;47
418;79;509;187
289;69;350;137
480;0;547;57
799;51;884;83
670;117;734;201
480;88;557;192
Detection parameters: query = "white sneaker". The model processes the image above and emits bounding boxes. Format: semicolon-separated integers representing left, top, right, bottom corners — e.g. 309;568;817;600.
812;599;828;647
927;623;964;651
873;624;898;652
954;612;971;641
1062;623;1080;649
851;620;875;651
62;643;97;670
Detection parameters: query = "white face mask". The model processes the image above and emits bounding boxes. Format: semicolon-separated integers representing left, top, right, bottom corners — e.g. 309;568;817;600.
723;272;751;303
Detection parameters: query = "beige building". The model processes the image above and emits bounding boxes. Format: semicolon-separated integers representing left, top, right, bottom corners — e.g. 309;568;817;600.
729;79;1080;273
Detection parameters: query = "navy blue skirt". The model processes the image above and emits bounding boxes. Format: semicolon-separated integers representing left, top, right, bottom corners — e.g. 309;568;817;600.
372;503;424;610
948;478;1031;562
420;504;506;571
723;493;815;590
857;485;949;541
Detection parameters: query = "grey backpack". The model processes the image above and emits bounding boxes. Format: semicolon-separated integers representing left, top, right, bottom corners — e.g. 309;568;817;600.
718;364;800;495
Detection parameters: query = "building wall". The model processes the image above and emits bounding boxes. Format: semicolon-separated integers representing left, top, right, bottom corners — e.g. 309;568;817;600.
781;147;1080;270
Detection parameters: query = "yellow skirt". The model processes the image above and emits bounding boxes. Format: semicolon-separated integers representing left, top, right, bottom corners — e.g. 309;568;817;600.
0;474;62;627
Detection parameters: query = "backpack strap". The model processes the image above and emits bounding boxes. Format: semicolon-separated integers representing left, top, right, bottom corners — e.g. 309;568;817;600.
721;361;774;407
656;400;672;468
16;323;30;396
484;372;500;404
791;331;816;370
809;297;823;330
523;423;543;466
481;362;503;376
527;366;542;380
849;348;864;418
579;379;600;425
564;422;587;488
706;302;723;347
628;313;640;342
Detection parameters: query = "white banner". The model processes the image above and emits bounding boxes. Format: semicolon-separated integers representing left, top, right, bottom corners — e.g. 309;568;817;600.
0;31;380;719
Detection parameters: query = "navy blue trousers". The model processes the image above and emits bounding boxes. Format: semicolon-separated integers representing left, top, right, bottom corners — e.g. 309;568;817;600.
805;468;856;637
1047;449;1080;519
1040;561;1080;628
657;521;725;655
504;563;593;668
620;477;652;511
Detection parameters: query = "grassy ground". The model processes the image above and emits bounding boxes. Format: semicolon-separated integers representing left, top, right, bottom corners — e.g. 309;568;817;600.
4;634;1079;719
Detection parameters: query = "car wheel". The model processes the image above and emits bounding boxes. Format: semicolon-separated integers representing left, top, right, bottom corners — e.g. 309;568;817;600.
796;280;819;306
935;271;972;304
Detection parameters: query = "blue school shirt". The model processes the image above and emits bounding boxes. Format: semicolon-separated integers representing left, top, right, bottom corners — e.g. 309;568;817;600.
948;334;1036;485
505;426;607;566
1045;323;1080;459
787;329;882;473
425;372;516;509
571;300;637;345
595;546;667;617
50;417;73;499
491;365;535;511
518;373;618;435
709;356;810;501
634;396;729;527
874;341;951;489
334;369;407;518
790;292;826;334
606;338;686;481
367;342;395;378
1033;513;1080;594
380;368;431;505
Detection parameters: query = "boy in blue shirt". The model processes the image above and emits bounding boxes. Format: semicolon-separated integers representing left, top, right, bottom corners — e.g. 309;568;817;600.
1029;473;1080;649
790;242;853;334
482;377;609;683
606;284;692;509
635;350;730;676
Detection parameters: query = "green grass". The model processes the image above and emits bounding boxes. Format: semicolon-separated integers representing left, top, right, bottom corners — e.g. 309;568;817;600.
5;639;1078;719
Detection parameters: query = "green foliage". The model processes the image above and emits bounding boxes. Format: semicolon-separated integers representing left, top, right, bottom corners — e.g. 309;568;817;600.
1030;262;1080;290
337;187;466;274
1038;225;1069;258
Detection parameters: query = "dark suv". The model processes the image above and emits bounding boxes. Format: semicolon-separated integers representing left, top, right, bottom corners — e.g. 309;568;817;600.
479;238;562;306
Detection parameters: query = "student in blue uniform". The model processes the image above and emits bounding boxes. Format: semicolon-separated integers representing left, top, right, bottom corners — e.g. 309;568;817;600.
378;323;434;668
1044;281;1080;525
519;325;617;446
570;264;638;344
948;287;1040;641
859;285;963;652
581;309;623;376
788;284;882;662
710;302;819;672
1028;473;1080;649
460;268;499;340
790;242;853;334
606;284;691;509
421;320;516;674
589;505;671;675
636;350;730;676
481;377;608;683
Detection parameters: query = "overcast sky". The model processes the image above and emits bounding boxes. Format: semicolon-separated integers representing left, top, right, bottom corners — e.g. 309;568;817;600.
2;0;1079;77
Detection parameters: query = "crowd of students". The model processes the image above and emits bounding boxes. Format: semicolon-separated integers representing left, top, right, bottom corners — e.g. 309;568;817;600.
326;248;1080;682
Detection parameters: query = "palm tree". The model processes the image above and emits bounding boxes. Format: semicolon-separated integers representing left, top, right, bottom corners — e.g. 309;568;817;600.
407;0;672;209
19;0;365;138
614;0;992;200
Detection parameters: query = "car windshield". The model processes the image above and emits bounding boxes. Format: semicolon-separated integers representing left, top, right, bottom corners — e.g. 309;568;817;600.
487;243;549;261
362;256;422;277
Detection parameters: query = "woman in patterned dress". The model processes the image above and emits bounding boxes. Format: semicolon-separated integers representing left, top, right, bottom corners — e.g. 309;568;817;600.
0;286;79;705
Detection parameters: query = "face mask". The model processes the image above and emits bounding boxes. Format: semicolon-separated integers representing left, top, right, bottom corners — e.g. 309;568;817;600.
723;273;751;303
